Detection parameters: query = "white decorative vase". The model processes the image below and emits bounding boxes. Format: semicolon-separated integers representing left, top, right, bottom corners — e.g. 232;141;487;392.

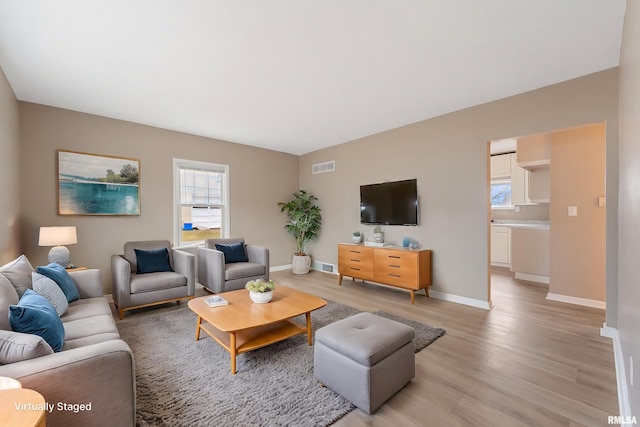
249;290;273;304
292;254;311;274
352;235;362;243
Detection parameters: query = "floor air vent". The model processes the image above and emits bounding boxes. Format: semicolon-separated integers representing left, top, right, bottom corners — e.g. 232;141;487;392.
312;161;335;174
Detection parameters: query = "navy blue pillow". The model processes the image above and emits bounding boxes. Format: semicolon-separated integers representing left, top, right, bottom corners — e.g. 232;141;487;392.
36;263;80;303
9;289;65;352
215;242;248;263
135;248;173;274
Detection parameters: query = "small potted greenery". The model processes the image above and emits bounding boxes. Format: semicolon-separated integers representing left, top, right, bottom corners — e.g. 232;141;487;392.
352;231;362;243
278;190;322;274
245;279;276;304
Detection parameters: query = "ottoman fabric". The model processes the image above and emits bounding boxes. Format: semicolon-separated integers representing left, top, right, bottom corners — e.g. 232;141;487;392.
314;312;416;414
315;312;414;365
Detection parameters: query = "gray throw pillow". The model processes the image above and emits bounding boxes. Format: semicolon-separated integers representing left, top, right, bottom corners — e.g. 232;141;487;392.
0;274;19;331
32;272;69;317
0;329;54;364
0;254;35;298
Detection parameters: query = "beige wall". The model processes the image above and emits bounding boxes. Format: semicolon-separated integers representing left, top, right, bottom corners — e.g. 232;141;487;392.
549;124;606;302
300;69;619;309
0;66;20;264
18;103;299;293
617;0;640;416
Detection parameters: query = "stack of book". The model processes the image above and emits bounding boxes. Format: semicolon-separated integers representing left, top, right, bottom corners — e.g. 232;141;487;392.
205;295;228;307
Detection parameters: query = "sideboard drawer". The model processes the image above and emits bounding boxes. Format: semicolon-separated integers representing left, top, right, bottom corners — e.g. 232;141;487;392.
338;245;374;280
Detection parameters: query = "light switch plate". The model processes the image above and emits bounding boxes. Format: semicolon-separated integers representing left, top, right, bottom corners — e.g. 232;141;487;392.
568;206;578;216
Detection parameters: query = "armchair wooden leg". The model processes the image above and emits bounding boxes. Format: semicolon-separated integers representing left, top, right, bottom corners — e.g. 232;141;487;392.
119;309;125;320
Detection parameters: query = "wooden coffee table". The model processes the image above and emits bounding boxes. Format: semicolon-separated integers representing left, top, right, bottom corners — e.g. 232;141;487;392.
188;285;326;374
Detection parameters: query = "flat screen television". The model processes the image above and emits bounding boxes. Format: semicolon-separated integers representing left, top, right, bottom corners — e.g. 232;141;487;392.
360;179;418;226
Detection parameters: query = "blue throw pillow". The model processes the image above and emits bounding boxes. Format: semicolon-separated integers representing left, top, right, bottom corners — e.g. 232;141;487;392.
9;289;65;352
215;242;249;263
134;248;173;274
36;263;80;303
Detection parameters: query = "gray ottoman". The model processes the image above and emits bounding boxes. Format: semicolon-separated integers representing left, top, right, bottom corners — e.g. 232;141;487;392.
314;312;415;414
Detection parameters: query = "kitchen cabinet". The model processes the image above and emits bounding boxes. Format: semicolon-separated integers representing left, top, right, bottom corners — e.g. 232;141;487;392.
517;134;550;170
510;227;549;283
511;154;535;205
490;154;511;179
490;225;511;266
528;168;550;203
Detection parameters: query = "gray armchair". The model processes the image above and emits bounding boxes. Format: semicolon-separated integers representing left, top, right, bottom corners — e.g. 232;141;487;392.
111;240;195;319
198;238;269;294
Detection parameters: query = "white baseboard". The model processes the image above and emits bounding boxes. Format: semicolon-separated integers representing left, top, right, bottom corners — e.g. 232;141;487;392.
429;289;493;310
602;324;632;424
546;292;606;309
491;261;510;268
515;272;550;284
270;264;292;272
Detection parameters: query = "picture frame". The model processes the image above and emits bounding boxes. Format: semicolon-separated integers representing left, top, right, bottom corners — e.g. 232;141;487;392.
58;150;141;216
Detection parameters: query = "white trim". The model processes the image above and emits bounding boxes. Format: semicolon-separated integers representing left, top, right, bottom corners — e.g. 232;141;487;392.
491;261;511;268
429;289;493;310
600;322;617;339
514;272;550;284
270;264;292;272
172;158;230;246
545;292;606;309
602;325;632;425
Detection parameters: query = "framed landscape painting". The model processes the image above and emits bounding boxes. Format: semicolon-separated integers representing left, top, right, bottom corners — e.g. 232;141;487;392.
58;150;141;215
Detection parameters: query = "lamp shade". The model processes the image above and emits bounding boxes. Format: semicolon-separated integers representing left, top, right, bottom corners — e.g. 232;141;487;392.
38;226;77;247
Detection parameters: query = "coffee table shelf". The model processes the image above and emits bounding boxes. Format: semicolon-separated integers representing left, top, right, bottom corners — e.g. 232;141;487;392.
199;319;306;354
189;286;326;374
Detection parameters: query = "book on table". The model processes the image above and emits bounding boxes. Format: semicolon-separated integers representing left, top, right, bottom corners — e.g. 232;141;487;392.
205;295;228;307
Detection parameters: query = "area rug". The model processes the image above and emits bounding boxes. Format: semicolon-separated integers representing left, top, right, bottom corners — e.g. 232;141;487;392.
117;300;445;427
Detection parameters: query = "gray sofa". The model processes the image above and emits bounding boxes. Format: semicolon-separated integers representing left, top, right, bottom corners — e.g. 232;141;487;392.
0;263;135;427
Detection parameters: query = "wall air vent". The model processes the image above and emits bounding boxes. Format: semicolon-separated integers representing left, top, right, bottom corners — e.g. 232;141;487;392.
312;161;335;174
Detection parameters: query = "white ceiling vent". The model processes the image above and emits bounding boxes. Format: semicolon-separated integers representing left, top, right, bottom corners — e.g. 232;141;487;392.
312;161;335;174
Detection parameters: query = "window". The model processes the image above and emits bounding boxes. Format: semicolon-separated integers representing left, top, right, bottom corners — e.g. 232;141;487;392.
490;180;512;209
173;159;229;246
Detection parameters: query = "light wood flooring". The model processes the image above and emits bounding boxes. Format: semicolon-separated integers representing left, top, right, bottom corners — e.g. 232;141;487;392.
113;267;618;426
269;267;618;427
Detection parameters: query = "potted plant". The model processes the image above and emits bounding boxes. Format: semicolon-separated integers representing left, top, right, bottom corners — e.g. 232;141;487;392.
352;231;362;243
245;279;276;303
278;190;322;274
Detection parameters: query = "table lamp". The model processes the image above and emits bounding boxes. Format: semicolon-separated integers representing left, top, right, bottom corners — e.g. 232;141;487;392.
39;226;77;268
0;376;22;390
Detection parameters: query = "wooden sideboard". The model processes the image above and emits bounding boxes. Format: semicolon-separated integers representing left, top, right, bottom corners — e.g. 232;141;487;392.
337;243;432;304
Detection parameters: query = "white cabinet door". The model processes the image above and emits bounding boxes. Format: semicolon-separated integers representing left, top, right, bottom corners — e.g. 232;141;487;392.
511;155;535;206
491;225;510;266
490;154;511;179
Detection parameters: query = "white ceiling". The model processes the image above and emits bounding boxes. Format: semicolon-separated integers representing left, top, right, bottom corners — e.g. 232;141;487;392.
0;1;627;155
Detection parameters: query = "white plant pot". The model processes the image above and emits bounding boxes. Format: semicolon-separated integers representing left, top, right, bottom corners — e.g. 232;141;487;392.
292;254;311;274
352;235;362;243
249;290;273;304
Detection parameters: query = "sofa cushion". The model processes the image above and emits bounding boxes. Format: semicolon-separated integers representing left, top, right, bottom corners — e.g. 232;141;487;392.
0;329;54;364
224;262;266;281
9;289;65;352
130;271;187;293
0;274;19;331
62;297;113;322
215;242;249;263
134;248;173;274
36;263;80;303
63;314;119;342
0;254;35;298
32;272;69;316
